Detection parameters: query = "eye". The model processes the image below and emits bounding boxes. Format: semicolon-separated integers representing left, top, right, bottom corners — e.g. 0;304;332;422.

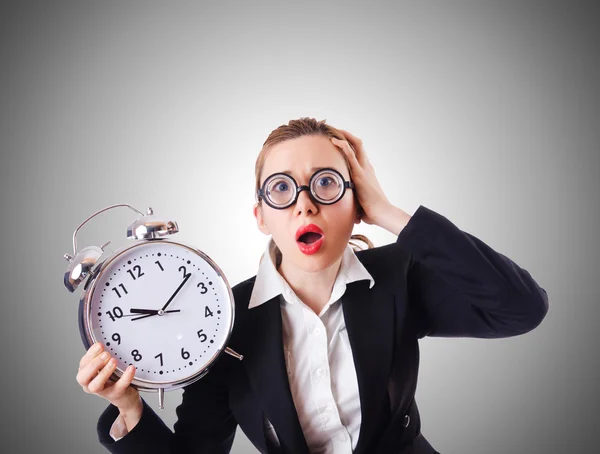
317;176;334;187
268;178;291;194
271;180;290;193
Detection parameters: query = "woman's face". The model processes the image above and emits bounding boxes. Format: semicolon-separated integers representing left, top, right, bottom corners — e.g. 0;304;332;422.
253;134;360;273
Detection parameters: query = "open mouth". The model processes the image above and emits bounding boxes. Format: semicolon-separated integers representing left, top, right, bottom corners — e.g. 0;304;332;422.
295;224;325;255
297;232;323;244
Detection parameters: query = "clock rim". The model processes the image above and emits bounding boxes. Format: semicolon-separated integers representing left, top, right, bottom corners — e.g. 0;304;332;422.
78;238;236;393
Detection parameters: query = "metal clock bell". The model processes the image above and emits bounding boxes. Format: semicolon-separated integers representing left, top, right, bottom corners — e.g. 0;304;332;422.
63;203;242;409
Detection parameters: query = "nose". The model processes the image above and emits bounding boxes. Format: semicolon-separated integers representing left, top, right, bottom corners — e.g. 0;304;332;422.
295;187;318;216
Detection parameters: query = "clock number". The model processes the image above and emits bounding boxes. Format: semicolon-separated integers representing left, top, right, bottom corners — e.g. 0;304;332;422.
126;265;145;280
197;329;207;343
181;348;190;360
106;306;124;322
155;260;164;271
131;349;142;362
205;306;214;317
111;333;121;345
155;353;163;367
197;282;208;294
179;266;191;279
111;283;128;298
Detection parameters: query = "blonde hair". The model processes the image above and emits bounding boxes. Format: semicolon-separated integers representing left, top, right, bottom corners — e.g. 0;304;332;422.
255;117;374;252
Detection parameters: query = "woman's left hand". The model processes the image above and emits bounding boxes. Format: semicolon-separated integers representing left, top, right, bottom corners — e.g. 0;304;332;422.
330;130;391;225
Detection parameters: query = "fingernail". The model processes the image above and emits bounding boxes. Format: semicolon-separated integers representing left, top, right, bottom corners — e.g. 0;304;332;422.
101;352;110;360
92;343;102;352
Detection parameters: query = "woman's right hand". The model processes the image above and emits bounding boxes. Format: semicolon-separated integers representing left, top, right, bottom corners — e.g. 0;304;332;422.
76;342;141;414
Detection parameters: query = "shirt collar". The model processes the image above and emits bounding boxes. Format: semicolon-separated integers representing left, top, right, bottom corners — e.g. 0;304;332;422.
248;237;375;310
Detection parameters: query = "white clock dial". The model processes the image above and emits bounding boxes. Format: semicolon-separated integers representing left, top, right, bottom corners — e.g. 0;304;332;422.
86;240;233;384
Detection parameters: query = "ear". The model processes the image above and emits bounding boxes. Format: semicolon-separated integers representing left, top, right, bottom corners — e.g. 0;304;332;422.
354;204;363;225
253;203;271;235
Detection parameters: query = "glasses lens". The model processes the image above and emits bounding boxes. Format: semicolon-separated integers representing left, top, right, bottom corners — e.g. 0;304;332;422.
311;170;344;203
265;174;295;207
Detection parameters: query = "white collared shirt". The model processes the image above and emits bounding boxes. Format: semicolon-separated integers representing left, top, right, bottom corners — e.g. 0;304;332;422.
249;238;375;453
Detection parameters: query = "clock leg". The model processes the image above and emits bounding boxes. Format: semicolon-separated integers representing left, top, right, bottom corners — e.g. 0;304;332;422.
158;387;165;410
225;347;243;361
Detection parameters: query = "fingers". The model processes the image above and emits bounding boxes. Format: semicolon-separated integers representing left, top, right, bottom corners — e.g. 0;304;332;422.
331;131;371;169
337;129;365;161
331;137;363;175
110;365;136;396
101;364;139;409
337;128;363;148
76;342;139;409
87;355;118;394
79;342;103;370
76;349;113;393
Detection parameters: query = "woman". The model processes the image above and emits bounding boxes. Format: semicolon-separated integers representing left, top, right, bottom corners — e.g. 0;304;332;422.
77;117;549;453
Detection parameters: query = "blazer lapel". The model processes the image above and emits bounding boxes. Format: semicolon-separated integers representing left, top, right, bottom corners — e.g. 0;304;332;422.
342;280;395;454
240;296;310;454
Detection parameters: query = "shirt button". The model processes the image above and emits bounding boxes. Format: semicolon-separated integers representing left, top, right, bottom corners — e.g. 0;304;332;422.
316;368;326;377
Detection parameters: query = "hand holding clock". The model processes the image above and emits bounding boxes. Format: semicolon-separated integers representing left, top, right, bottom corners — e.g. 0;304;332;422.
76;342;143;431
71;236;235;420
75;275;193;432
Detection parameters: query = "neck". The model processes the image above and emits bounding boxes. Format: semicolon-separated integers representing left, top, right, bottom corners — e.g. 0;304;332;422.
277;251;343;316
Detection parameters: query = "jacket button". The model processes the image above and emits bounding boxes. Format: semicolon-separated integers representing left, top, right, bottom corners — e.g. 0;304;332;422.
403;415;410;427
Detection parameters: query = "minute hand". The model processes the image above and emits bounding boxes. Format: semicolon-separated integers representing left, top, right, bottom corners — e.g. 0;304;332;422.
161;273;191;311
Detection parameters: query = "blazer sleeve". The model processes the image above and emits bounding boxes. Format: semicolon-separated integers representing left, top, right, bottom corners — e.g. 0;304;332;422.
96;353;237;454
398;205;549;339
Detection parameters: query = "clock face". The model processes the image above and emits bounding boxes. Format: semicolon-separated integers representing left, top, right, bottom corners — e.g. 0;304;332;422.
86;240;234;385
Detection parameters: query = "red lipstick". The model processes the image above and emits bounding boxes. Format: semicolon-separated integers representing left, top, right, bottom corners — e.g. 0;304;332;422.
295;224;324;255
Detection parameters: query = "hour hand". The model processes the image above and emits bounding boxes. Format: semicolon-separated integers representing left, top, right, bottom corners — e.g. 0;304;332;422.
130;308;160;315
130;308;182;314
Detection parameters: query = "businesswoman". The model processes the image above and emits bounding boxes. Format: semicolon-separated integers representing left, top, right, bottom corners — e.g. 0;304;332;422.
76;117;549;453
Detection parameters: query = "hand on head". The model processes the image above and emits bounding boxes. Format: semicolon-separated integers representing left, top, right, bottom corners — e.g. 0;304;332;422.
330;129;391;225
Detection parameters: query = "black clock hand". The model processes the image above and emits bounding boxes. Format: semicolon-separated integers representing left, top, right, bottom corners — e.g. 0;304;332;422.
130;308;182;315
130;313;156;321
132;309;181;322
128;309;181;321
130;308;157;314
160;273;191;312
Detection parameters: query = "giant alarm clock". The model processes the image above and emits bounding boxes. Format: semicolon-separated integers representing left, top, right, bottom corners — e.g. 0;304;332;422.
63;203;242;409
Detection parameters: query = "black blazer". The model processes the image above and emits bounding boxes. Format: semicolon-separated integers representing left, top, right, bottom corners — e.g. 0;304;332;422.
97;205;549;454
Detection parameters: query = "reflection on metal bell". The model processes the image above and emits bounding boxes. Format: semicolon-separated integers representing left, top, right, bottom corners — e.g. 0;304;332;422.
126;209;179;240
63;246;104;293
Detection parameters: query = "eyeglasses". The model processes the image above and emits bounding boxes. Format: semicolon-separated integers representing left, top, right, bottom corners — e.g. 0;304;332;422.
257;167;355;210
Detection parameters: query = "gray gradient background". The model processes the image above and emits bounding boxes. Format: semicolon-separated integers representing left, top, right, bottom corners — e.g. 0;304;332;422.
1;0;597;453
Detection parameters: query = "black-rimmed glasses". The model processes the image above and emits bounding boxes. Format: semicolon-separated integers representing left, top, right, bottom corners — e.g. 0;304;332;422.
257;168;355;210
